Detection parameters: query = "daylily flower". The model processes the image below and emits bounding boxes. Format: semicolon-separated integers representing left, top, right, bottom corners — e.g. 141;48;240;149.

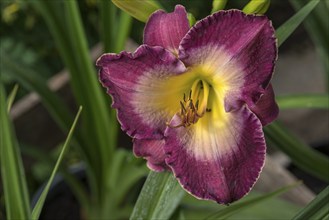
97;5;278;204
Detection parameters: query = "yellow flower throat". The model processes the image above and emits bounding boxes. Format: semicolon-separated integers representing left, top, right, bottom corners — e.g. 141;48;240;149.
167;79;211;128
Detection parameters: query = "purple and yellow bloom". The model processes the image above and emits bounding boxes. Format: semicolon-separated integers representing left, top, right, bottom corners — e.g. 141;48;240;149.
97;5;278;204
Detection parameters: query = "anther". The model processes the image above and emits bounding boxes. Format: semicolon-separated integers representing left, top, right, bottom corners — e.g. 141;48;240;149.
189;100;194;110
180;101;186;112
166;80;211;129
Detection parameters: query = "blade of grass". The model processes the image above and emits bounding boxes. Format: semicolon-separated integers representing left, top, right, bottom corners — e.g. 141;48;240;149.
6;84;19;112
114;11;132;53
264;121;329;182
114;157;148;205
0;83;31;220
1;54;73;132
99;2;133;152
269;0;328;183
102;150;148;216
205;183;300;219
27;0;99;168
181;190;301;220
64;0;115;153
277;94;329;109
111;0;161;22
292;186;329;220
290;0;329;90
19;143;90;216
60;168;90;215
31;106;83;220
28;0;115;204
130;171;185;220
276;0;320;47
63;0;117;206
99;0;117;52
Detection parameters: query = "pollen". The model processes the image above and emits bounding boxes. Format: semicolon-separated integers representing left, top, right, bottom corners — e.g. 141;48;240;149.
167;79;211;128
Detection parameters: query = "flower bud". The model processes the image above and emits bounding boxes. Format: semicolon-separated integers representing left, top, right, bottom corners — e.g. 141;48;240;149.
211;0;228;13
243;0;270;14
112;0;162;22
187;13;196;26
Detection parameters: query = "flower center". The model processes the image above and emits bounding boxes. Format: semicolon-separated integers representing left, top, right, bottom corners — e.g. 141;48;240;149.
167;79;211;128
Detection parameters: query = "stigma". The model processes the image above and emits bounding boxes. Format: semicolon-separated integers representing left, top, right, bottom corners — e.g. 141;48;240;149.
167;79;211;128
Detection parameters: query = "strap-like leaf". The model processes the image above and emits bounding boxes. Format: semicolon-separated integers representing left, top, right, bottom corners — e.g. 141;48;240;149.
276;0;320;46
6;84;19;112
205;183;300;219
130;171;185;220
0;84;31;220
292;186;329;220
264;122;329;182
31;106;83;220
277;94;329;109
290;0;329;90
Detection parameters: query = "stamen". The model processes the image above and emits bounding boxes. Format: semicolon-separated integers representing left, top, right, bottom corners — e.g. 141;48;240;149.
166;79;212;128
180;101;186;112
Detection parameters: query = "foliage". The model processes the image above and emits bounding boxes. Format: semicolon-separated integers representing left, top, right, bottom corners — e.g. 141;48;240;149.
0;0;328;219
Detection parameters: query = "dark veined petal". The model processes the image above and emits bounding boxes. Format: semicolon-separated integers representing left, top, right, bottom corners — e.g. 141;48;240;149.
133;138;168;171
249;84;279;126
97;45;186;141
164;106;266;204
179;10;277;112
144;5;190;54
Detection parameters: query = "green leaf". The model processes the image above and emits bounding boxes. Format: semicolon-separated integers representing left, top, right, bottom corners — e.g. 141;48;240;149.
99;0;117;53
28;0;118;206
205;183;300;219
181;190;301;220
1;53;73;133
0;83;31;220
114;12;132;53
130;171;185;220
114;158;148;205
289;0;329;90
292;186;329;220
264;122;329;182
31;106;83;220
112;0;162;22
276;0;320;47
6;84;19;112
108;150;148;204
277;94;329;109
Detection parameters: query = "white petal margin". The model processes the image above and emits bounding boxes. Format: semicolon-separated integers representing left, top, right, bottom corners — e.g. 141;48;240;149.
97;45;187;140
164;105;266;204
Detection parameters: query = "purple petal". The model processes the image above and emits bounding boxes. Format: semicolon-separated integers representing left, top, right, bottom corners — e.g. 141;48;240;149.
249;84;279;126
164;106;266;204
97;45;186;140
133;138;169;171
144;5;190;54
179;10;277;111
